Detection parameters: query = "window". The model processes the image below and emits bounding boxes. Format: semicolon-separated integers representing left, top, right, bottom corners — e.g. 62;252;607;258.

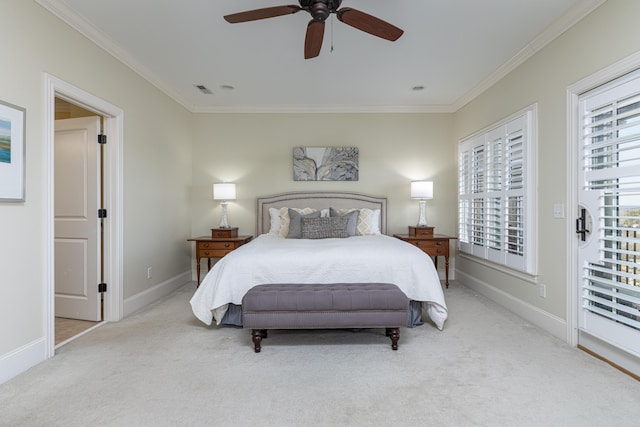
458;106;537;274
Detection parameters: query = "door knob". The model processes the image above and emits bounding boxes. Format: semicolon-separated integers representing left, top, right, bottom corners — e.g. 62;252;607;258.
576;208;590;242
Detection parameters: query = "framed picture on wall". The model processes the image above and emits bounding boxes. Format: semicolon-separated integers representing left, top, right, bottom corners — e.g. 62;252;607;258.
0;99;26;202
293;146;359;181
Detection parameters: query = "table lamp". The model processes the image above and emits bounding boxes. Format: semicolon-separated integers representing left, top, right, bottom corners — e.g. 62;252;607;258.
410;181;433;227
213;182;236;228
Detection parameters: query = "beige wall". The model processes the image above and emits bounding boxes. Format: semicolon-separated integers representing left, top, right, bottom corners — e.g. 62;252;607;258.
0;0;192;358
190;113;457;240
453;0;640;319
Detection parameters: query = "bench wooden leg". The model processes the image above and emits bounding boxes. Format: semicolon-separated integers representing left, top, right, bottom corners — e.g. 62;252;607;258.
386;328;400;350
251;329;267;353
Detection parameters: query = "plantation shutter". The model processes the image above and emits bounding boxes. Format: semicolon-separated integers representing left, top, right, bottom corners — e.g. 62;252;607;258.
458;148;471;247
505;118;527;270
457;106;536;274
471;144;486;253
486;130;503;263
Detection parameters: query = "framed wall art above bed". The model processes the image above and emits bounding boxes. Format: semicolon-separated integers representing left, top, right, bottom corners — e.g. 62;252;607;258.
293;147;359;181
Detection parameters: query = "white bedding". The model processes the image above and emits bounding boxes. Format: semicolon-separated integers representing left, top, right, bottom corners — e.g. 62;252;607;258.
189;234;448;330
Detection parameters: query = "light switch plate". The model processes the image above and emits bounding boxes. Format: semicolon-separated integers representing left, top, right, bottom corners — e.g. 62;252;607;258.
553;203;565;219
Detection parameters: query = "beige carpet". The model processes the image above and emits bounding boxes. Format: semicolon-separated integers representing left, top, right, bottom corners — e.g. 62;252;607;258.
1;281;640;426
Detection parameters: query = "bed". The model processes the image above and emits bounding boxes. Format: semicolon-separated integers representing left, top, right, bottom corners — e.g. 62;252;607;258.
189;191;448;330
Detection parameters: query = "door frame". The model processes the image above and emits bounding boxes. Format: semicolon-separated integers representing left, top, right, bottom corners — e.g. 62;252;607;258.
566;51;640;347
44;74;124;358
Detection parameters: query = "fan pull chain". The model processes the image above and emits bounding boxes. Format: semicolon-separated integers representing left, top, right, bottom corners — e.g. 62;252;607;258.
330;15;334;53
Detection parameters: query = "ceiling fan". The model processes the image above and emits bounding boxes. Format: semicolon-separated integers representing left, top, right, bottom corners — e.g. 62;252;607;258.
224;0;404;59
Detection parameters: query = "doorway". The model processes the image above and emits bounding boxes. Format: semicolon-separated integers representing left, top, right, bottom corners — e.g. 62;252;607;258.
45;74;124;358
568;57;640;378
54;100;102;344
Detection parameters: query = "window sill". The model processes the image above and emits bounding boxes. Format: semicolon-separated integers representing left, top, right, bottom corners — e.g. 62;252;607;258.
457;252;539;285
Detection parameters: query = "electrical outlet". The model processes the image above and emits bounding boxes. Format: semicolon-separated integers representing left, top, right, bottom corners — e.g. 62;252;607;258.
539;283;547;298
147;267;152;279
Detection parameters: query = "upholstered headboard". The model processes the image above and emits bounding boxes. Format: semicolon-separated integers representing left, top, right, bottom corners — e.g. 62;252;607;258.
256;192;387;236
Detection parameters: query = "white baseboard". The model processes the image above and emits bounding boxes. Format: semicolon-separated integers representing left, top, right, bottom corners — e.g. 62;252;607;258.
0;338;46;385
123;271;192;317
456;270;567;342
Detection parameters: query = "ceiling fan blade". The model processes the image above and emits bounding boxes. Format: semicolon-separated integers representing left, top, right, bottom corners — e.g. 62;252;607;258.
224;5;301;23
304;20;325;59
336;8;403;42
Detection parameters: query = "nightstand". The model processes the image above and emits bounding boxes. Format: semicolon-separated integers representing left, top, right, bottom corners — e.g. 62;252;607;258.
394;226;456;288
188;228;252;287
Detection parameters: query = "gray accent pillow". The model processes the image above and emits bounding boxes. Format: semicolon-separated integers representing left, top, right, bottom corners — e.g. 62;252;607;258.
286;208;322;239
329;207;359;237
301;216;350;239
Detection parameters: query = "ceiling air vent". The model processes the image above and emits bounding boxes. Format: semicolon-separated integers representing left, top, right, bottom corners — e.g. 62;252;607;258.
194;84;213;95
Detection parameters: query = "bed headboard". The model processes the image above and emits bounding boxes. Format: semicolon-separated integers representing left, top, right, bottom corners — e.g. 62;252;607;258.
256;192;388;236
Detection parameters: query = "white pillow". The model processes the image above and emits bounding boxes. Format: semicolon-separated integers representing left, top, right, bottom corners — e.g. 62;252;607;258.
370;209;381;234
268;208;281;235
336;208;381;235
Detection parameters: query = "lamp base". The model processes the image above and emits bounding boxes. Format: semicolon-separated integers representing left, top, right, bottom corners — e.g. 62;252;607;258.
416;200;428;227
219;202;230;228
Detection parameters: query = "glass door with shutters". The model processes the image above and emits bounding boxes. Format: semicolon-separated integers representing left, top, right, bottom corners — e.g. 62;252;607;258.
578;70;640;359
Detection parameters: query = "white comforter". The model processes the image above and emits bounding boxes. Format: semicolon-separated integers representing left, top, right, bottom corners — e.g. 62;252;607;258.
190;234;448;330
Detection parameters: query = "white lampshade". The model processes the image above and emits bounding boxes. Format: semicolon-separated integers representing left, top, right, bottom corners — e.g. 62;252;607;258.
410;181;433;199
213;183;236;201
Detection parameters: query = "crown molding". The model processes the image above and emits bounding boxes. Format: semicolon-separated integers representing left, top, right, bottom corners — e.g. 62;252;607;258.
191;104;455;114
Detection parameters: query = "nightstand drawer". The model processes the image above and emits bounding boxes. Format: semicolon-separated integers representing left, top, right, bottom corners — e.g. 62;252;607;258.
197;241;237;257
412;240;449;256
199;248;233;258
211;227;238;238
409;226;434;236
198;241;236;251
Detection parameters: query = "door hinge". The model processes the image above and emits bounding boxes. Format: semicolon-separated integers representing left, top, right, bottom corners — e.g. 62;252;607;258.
98;134;107;145
98;209;107;219
98;283;107;293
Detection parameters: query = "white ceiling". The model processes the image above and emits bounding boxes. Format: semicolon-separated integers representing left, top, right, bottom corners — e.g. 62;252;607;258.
37;0;603;113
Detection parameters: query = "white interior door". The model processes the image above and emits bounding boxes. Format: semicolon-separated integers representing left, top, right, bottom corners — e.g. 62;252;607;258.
55;117;102;321
577;71;640;359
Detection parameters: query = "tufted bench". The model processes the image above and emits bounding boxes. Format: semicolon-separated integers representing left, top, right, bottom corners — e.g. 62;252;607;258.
242;283;410;352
